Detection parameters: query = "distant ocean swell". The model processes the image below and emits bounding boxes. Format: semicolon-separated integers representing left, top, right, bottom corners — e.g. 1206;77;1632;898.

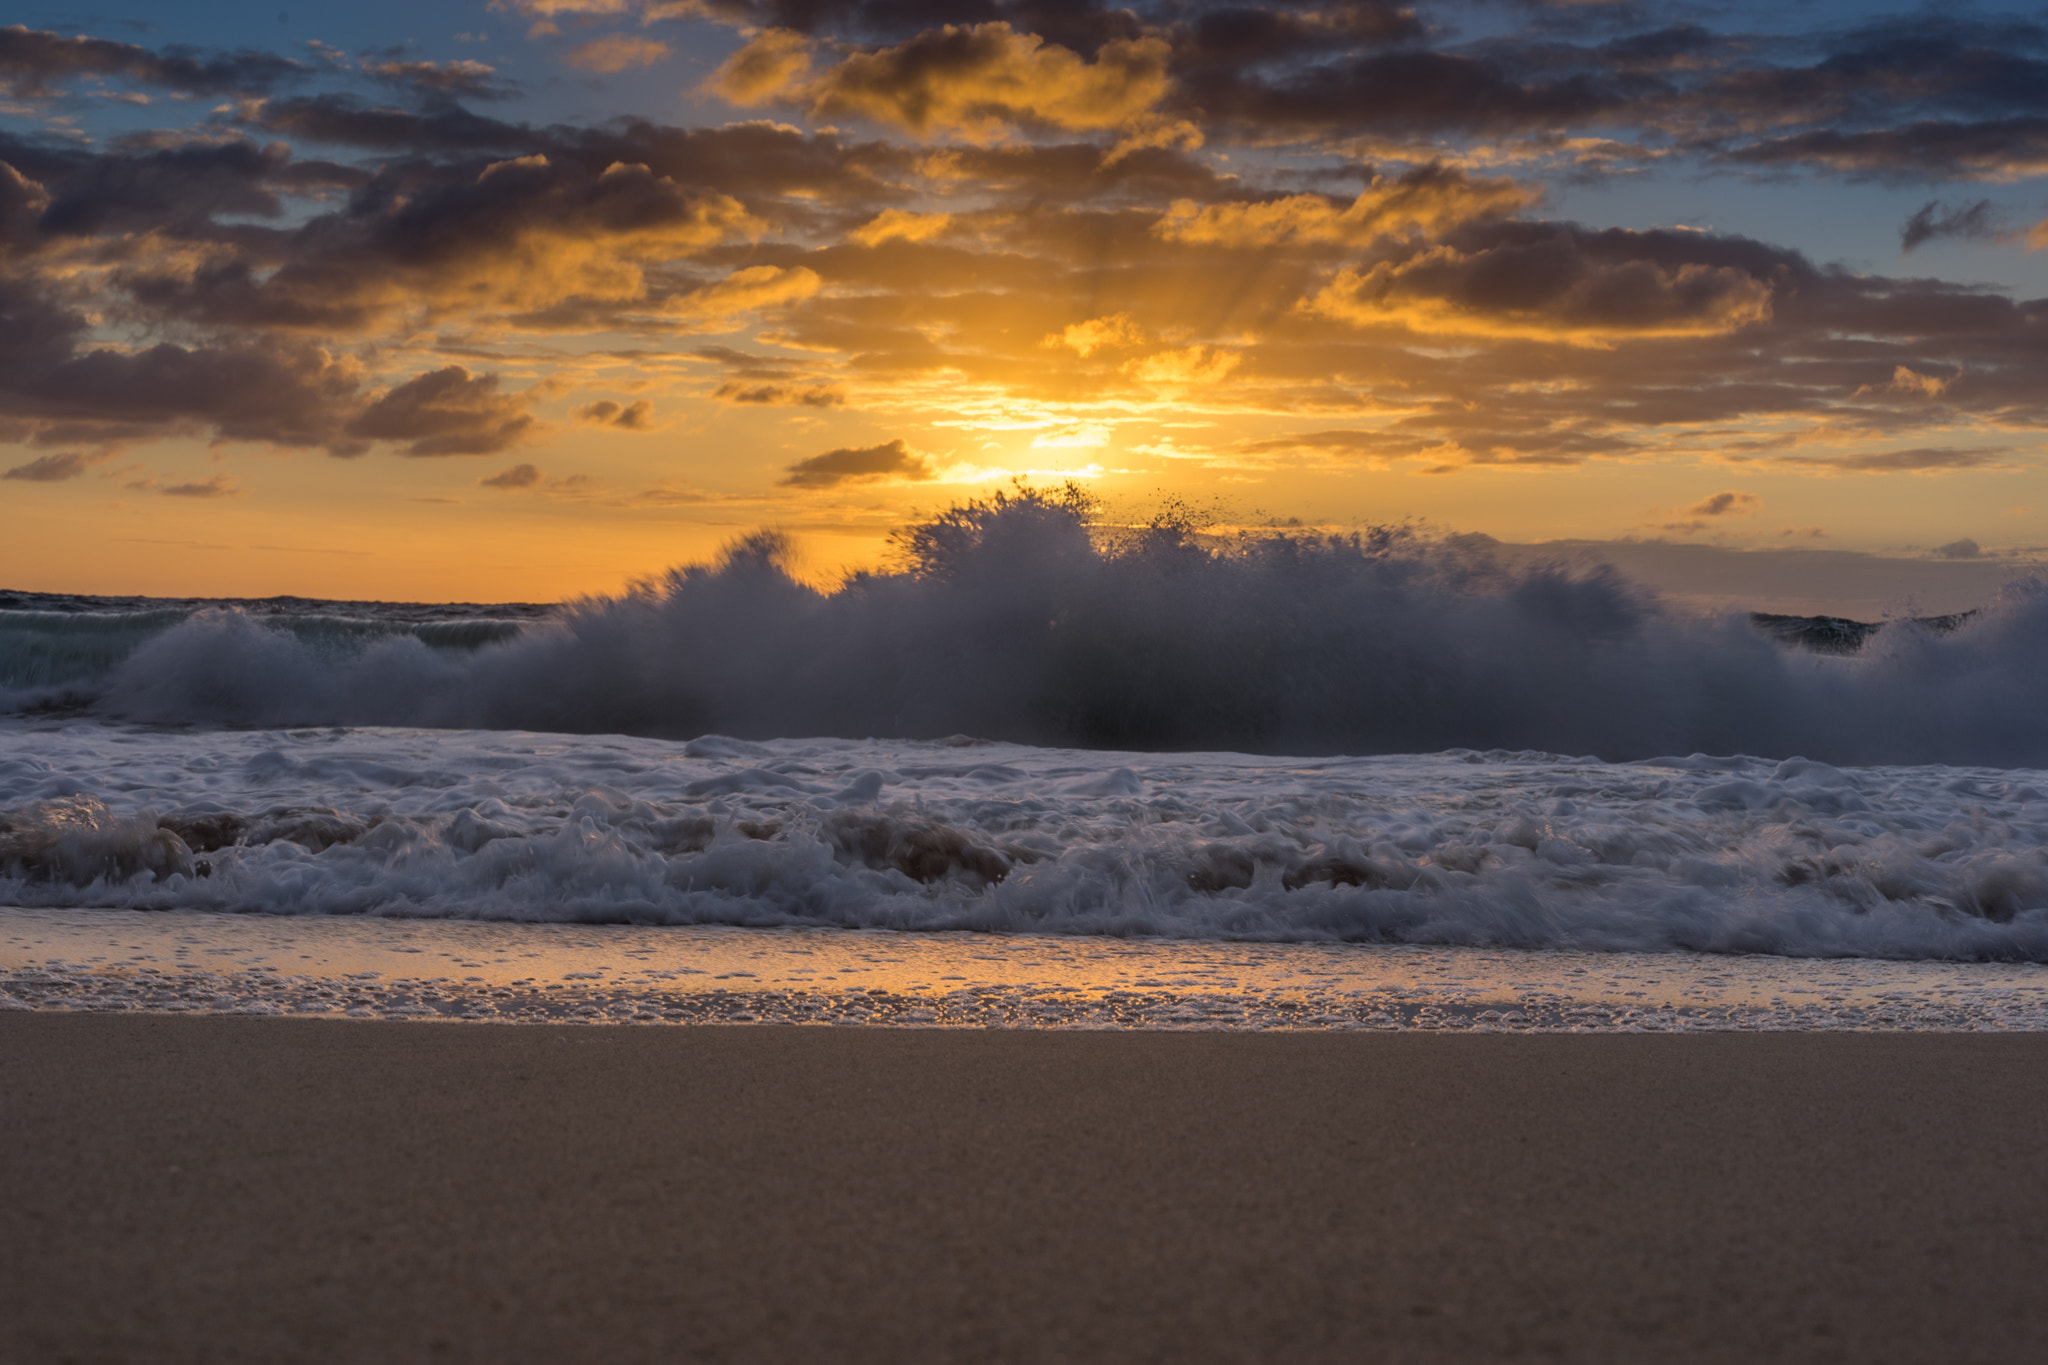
5;490;2047;768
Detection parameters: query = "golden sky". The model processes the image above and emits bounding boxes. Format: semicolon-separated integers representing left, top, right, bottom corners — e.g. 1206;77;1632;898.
4;1;2047;601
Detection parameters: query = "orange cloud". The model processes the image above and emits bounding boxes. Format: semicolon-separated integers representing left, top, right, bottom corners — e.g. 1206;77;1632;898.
1126;345;1240;387
850;209;953;247
564;36;672;75
708;28;814;106
1157;167;1534;248
673;264;820;321
715;23;1175;141
1045;312;1145;358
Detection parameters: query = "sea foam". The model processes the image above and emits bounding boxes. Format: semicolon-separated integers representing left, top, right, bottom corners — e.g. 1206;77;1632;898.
6;722;2048;961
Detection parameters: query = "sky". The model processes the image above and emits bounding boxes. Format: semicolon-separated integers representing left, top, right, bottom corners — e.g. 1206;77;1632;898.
3;0;2047;607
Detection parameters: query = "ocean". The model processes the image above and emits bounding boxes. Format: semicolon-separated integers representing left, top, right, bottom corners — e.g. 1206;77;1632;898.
6;512;2048;1028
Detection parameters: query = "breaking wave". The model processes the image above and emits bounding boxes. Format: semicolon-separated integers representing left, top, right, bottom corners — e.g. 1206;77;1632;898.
6;730;2048;960
6;488;2047;766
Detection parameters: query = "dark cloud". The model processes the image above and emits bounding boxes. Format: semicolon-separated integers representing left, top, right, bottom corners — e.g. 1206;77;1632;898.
1900;198;2000;251
1686;491;1758;518
1179;4;1424;65
160;475;238;498
1309;221;1777;341
714;382;844;407
480;462;541;489
575;399;657;429
684;0;1149;53
3;451;87;481
37;139;289;238
1725;118;2048;182
114;151;761;334
696;2;1425;68
0;158;49;253
0;24;302;99
1172;46;1622;141
361;54;511;102
1932;537;1983;559
6;6;2048;496
780;437;934;487
346;367;545;457
244;96;540;154
0;275;367;454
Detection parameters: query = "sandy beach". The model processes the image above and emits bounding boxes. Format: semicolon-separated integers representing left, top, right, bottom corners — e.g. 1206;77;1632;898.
5;1017;2045;1363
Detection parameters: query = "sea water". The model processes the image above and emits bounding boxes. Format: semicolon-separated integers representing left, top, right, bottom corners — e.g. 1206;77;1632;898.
6;522;2048;1028
6;719;2048;1028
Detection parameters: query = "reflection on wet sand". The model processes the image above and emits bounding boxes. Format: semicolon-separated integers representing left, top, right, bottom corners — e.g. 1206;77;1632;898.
6;906;2045;1031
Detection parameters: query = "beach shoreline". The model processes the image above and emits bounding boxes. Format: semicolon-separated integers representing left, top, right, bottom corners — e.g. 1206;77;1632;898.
6;1015;2046;1363
11;904;2048;1032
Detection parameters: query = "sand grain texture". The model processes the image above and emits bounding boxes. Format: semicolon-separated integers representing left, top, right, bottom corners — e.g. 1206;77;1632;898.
3;1017;2045;1363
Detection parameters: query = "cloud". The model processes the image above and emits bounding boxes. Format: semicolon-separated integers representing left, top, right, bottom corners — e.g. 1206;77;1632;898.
362;56;508;101
0;24;302;99
347;367;546;456
713;382;843;407
1723;119;2048;183
849;208;951;247
1767;447;2010;474
565;36;672;74
673;264;820;320
118;153;767;334
10;5;2048;504
160;475;238;498
0;277;371;454
1046;312;1144;358
708;28;814;105
1901;199;2001;252
1156;166;1533;248
780;437;934;487
1932;537;1983;559
1126;345;1239;387
241;94;538;153
490;0;632;13
3;451;89;481
1878;366;1952;400
480;462;542;489
575;398;656;429
1657;490;1758;534
1307;224;1776;344
1686;491;1759;518
34;138;290;238
1175;45;1620;144
717;22;1176;141
1237;429;1419;458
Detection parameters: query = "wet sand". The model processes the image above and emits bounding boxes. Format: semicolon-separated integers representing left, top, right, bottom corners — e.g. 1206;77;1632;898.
4;1017;2045;1363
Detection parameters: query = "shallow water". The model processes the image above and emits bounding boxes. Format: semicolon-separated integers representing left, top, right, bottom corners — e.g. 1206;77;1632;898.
6;907;2045;1030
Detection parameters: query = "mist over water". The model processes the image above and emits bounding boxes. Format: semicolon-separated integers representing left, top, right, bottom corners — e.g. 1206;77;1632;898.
7;488;2047;767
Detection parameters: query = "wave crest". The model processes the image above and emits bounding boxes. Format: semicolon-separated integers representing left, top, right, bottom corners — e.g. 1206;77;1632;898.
17;488;2048;765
